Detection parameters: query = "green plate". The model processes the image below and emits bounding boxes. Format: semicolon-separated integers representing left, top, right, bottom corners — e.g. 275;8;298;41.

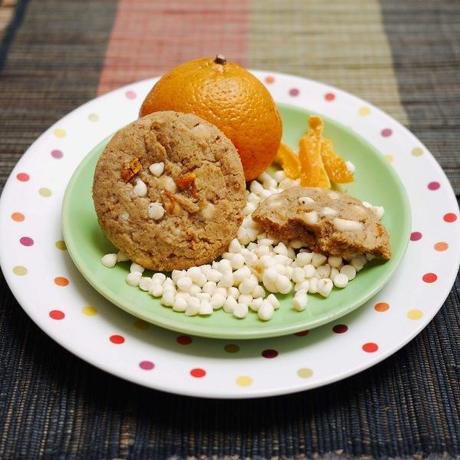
62;103;411;339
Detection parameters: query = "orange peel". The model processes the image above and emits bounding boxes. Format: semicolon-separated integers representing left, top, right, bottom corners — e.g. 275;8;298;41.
275;143;301;179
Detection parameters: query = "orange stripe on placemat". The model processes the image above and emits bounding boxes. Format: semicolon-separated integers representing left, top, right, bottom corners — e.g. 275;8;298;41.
98;0;250;94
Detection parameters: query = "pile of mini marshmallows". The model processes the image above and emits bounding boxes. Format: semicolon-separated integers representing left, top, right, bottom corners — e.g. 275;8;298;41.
101;169;383;321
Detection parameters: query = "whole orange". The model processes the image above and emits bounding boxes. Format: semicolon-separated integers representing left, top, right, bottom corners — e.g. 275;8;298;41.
140;55;282;180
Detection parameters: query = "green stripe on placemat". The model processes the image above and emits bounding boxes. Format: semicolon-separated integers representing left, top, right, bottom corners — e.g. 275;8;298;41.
248;0;408;125
381;0;460;194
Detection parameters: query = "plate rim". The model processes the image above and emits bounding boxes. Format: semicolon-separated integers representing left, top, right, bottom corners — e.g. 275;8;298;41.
0;69;459;398
61;102;412;339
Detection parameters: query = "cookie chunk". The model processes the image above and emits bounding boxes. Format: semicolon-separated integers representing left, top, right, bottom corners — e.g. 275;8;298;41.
253;186;391;260
93;111;246;271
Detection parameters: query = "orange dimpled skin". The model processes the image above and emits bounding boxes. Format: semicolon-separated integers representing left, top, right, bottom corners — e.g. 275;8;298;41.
276;143;301;179
140;56;282;181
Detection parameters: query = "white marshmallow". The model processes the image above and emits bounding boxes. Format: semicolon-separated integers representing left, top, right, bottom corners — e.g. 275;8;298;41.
148;202;165;220
249;297;264;312
101;253;117;268
289;239;304;249
258;301;274;321
292;267;306;283
152;273;166;284
252;285;265;299
333;273;349;288
273;170;286;183
340;265;357;281
304;211;319;225
116;251;130;262
308;277;319;294
273;242;288;256
227;286;240;299
133;178;147;197
199;300;213;315
130;262;145;273
295;280;310;292
173;295;188;312
373;206;385;219
233;303;249;319
293;290;308;311
210;293;226;310
150;283;163;297
328;256;343;268
126;271;142;287
202;281;217;294
275;275;292;294
177;276;193;292
218;272;234;288
312;253;327;267
316;264;331;279
161;290;175;307
189;285;201;296
318;279;333;298
345;161;356;173
139;277;153;292
238;294;253;305
149;162;165;177
185;302;200;316
223;296;238;313
266;293;280;309
239;277;258;295
296;252;313;267
229;239;243;253
351;255;367;271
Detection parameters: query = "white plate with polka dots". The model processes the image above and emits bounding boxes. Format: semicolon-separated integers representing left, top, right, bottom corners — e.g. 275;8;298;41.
0;71;459;398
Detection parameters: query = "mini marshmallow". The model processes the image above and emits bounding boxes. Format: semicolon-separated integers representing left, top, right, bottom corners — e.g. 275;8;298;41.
273;170;286;183
148;202;165;220
312;253;327;267
218;272;234;288
258;301;274;321
185;302;200;316
373;206;384;219
258;172;277;189
296;252;313;267
340;265;357;281
215;287;228;297
139;277;153;292
149;162;165;177
238;294;253;305
247;192;260;204
289;239;304;249
318;279;333;298
227;286;240;299
152;273;166;284
330;267;339;281
275;275;292;294
293;290;308;311
273;242;288;256
150;283;163;297
249;180;265;195
243;202;257;216
189;285;201;296
177;276;193;291
229;253;245;270
316;264;331;279
133;178;147;197
304;211;319;225
333;273;348;288
101;253;117;268
229;239;243;253
233;303;249;319
126;271;142;287
345;161;356;173
292;267;306;283
249;297;263;312
210;293;226;310
258;238;274;247
295;280;310;292
239;277;258;295
161;290;175;307
266;293;280;310
171;270;185;282
255;245;270;257
173;295;188;312
130;262;145;273
252;285;265;299
223;296;238;313
308;277;319;294
199;300;213;315
207;269;222;283
202;281;217;294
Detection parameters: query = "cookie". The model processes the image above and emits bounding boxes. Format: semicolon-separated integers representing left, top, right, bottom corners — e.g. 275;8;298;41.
93;111;246;271
253;186;391;260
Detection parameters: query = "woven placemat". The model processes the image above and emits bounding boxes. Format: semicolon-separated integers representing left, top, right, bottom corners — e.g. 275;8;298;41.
0;0;459;457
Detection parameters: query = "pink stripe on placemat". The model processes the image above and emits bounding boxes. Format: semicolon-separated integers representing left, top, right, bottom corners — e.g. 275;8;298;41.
98;0;249;94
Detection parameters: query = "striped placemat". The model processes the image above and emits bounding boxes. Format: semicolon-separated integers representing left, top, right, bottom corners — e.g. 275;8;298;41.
0;0;459;457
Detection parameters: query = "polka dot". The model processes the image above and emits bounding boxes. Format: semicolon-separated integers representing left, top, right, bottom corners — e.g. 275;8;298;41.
294;330;309;337
297;368;314;379
53;128;66;138
332;324;348;334
262;349;278;359
411;147;423;157
410;231;422;241
236;376;253;386
428;181;440;191
362;342;378;353
82;306;97;316
422;273;437;283
374;302;390;312
11;212;25;222
265;75;275;84
224;344;240;353
88;113;99;122
289;88;299;97
134;319;149;330
110;334;125;344
16;172;29;182
381;128;392;137
443;213;457;223
324;92;335;101
13;266;27;276
139;360;155;370
384;154;393;163
19;236;34;247
190;368;206;378
51;149;63;159
39;188;52;197
358;106;371;116
49;310;65;320
407;309;423;320
125;90;137;99
176;335;192;345
54;276;69;287
55;240;66;250
434;242;448;252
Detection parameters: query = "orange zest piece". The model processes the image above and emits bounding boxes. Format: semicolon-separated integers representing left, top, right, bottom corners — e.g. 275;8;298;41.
299;133;331;189
176;172;196;190
275;143;301;179
321;139;354;183
121;158;142;182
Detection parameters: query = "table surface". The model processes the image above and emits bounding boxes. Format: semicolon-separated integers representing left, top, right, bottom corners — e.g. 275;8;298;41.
0;0;459;458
